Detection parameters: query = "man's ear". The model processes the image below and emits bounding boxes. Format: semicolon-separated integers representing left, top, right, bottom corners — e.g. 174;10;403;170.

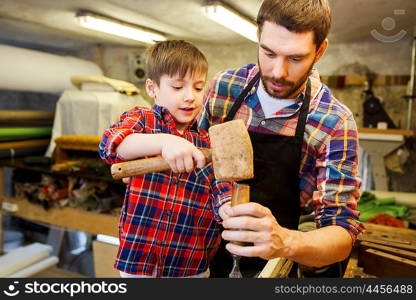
145;78;156;99
314;39;328;63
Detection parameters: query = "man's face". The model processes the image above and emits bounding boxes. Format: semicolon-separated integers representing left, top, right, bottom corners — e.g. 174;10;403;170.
258;21;324;99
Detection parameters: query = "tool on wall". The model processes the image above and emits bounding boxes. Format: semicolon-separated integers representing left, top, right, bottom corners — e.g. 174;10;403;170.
362;72;397;129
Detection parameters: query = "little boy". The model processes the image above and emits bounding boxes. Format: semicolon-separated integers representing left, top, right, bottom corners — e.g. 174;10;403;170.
99;40;232;278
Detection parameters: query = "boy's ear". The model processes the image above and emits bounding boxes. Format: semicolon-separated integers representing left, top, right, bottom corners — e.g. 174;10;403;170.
145;78;156;99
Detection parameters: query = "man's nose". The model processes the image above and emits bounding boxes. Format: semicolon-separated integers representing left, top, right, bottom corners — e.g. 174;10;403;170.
272;58;288;79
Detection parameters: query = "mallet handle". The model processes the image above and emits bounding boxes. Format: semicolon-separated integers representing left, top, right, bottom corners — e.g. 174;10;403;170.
110;149;212;179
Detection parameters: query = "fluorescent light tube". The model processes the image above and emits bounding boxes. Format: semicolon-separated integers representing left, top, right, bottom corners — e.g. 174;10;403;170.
202;1;257;42
76;11;166;44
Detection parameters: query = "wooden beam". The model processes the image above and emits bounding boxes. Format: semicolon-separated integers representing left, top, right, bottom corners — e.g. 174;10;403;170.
361;222;416;243
360;241;416;260
360;249;416;278
358;236;416;252
358;128;414;137
258;257;285;278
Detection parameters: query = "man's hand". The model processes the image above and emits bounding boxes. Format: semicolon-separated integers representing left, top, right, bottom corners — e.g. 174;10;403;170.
221;202;294;260
218;202;232;221
161;135;206;173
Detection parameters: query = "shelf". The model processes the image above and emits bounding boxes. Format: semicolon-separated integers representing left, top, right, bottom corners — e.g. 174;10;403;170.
358;128;414;137
0;157;121;184
1;197;119;237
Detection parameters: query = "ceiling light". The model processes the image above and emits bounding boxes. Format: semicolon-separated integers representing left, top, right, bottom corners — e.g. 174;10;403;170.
75;10;167;44
202;1;257;42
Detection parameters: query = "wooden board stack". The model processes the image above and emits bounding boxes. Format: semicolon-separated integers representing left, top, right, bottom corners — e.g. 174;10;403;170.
344;223;416;277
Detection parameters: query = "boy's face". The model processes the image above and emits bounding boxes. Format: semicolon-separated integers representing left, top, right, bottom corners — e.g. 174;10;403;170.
146;71;206;133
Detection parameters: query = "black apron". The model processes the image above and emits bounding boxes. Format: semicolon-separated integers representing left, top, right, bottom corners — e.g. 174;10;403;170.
210;73;311;277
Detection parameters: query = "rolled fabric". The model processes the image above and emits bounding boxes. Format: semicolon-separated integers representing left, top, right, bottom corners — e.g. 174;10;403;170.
0;110;55;126
0;127;52;141
0;44;102;93
0;243;52;277
7;256;59;278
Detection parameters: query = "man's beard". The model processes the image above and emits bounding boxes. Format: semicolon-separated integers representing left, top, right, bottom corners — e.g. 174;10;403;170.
259;63;314;99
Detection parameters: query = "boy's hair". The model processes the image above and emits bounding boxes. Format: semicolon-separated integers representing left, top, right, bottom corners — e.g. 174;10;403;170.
256;0;332;48
145;40;208;85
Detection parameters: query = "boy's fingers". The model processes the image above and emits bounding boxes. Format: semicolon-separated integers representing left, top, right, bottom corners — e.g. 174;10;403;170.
175;158;185;173
193;149;206;169
166;157;178;173
184;155;194;173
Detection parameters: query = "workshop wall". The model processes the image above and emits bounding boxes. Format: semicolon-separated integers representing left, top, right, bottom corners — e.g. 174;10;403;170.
96;37;414;130
93;38;416;193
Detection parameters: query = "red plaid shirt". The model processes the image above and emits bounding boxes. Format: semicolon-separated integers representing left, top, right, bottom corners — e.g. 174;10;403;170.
99;105;232;277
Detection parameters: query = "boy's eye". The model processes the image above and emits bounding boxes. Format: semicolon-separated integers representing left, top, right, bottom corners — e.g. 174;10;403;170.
195;87;203;92
289;57;301;62
265;52;275;58
172;86;182;90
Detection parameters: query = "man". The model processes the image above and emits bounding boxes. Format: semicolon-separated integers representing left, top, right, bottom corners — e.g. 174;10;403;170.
199;0;364;277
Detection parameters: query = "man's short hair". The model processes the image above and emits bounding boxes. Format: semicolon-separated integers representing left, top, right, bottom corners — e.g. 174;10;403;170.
256;0;332;48
145;40;208;85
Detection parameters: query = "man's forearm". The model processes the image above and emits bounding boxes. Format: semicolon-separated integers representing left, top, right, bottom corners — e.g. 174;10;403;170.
284;225;353;267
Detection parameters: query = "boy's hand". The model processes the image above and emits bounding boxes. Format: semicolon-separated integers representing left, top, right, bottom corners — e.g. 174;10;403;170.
161;135;206;173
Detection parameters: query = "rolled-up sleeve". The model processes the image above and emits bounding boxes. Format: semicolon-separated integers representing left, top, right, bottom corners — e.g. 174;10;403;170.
98;108;145;164
210;179;232;223
313;112;365;241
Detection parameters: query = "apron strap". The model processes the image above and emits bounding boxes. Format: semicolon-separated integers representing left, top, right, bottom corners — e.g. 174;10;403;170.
295;79;311;138
225;72;260;122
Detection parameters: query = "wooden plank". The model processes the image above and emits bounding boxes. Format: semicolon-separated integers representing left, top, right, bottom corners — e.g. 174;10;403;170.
358;236;416;252
362;222;416;242
358;128;413;137
279;259;294;277
0;139;50;150
320;75;410;88
344;256;377;278
360;249;416;277
343;257;358;278
258;257;286;278
360;241;416;260
0;197;118;237
0;110;54;123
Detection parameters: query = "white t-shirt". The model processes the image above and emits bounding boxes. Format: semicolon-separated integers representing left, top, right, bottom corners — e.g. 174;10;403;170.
257;80;296;119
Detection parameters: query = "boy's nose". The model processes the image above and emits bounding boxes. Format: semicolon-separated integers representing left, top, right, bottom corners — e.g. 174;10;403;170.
184;88;195;101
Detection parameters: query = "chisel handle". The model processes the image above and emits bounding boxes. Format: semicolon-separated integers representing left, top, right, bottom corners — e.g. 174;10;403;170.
231;183;250;246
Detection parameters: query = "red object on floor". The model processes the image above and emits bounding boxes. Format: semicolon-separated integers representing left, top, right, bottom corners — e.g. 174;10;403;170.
367;213;405;228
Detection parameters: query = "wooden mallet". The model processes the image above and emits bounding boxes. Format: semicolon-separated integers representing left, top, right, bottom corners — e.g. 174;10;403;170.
110;119;253;182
